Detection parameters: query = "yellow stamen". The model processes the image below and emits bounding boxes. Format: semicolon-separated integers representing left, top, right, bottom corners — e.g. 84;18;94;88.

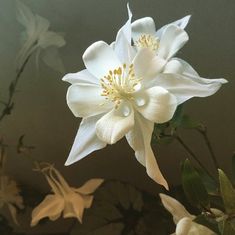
100;64;141;109
135;34;160;52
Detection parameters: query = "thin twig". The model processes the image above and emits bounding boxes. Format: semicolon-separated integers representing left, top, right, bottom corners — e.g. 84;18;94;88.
175;134;214;179
196;126;219;171
0;55;30;123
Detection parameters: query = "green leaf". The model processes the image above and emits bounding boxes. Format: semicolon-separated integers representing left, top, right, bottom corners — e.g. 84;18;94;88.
218;169;235;214
170;104;184;128
209;195;224;210
219;219;235;235
179;115;202;129
197;167;219;195
194;214;220;234
231;154;235;183
181;159;210;209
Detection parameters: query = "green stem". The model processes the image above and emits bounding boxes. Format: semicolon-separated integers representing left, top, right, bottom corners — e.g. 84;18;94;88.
197;127;219;171
0;55;30;123
175;134;214;179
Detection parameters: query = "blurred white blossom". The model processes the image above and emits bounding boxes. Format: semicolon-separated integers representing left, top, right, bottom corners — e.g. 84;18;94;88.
31;163;103;226
16;0;66;73
159;193;216;235
0;175;24;225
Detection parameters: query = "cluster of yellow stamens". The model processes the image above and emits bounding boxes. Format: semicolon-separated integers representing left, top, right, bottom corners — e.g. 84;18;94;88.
135;34;160;52
100;64;140;109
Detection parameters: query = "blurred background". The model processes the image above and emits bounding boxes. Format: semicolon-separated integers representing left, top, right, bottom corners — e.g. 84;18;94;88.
0;0;234;233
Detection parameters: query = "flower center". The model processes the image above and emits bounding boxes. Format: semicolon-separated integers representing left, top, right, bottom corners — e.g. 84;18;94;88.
135;34;160;52
100;64;141;108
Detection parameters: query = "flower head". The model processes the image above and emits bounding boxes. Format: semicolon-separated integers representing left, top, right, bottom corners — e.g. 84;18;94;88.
0;175;24;225
132;15;190;61
63;7;227;190
31;163;103;226
159;193;216;235
16;0;66;72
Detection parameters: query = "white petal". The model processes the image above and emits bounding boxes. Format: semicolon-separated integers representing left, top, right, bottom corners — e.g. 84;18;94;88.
96;102;135;144
132;17;156;42
83;41;121;79
133;48;166;83
31;194;64;226
135;86;177;123
164;58;198;76
154;73;227;105
65;114;107;166
114;4;135;64
126;114;168;189
63;193;84;223
165;58;227;85
66;83;111;118
159;194;193;224
16;0;35;33
170;15;191;29
158;25;189;60
176;218;193;235
34;15;50;36
62;69;99;85
156;15;191;38
75;179;104;195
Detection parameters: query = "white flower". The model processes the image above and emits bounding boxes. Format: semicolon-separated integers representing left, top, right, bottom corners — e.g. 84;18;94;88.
0;175;24;225
62;8;227;190
16;0;66;72
129;13;227;100
31;163;103;226
132;15;190;61
159;193;217;235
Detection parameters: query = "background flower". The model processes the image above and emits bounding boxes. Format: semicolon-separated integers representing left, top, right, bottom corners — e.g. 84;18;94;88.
16;0;66;73
31;163;103;226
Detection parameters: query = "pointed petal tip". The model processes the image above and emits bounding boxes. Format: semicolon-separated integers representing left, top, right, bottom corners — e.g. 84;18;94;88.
64;158;74;166
127;3;132;18
62;73;70;82
221;78;228;84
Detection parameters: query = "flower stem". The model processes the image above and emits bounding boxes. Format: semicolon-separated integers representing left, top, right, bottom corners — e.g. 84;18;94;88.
196;126;219;171
0;55;30;123
175;134;214;179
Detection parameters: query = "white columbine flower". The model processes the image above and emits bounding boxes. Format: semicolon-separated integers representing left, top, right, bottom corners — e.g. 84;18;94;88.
62;8;227;190
132;15;191;62
31;164;103;226
130;14;227;92
159;193;217;235
0;175;24;225
16;0;66;72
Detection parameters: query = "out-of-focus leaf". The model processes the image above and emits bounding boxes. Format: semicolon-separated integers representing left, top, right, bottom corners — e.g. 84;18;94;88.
0;215;13;235
194;214;220;234
197;167;219;195
231;154;235;184
219;219;235;235
209;195;224;211
170;104;184;128
218;169;235;214
179;115;202;129
181;159;210;209
157;136;175;145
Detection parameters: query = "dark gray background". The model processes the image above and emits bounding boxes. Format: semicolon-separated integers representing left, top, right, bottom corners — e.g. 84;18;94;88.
0;0;234;233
